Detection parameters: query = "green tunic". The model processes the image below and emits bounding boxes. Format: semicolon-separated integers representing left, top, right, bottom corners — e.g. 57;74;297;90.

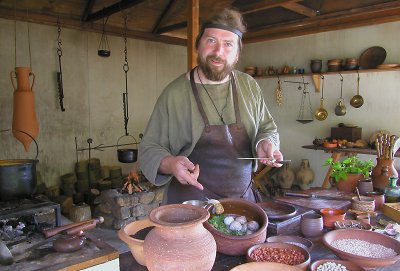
139;70;280;186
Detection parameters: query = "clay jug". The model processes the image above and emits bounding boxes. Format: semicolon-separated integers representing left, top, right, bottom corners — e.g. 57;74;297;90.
296;159;315;190
357;178;373;195
336;173;363;193
372;166;389;192
121;204;216;271
11;67;39;151
372;159;397;190
10;67;35;92
277;163;295;189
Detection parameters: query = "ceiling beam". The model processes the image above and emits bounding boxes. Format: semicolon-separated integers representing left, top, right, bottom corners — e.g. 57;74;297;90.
81;0;96;22
84;0;146;22
152;0;177;34
281;2;317;17
0;8;186;46
244;1;400;43
239;0;301;15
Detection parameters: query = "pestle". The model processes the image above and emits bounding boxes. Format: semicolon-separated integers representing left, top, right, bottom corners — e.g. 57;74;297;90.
355;187;362;201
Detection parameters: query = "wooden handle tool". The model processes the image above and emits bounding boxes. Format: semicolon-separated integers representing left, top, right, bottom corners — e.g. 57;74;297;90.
42;216;104;238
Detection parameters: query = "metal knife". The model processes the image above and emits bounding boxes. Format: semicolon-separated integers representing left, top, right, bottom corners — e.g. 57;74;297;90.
236;158;291;164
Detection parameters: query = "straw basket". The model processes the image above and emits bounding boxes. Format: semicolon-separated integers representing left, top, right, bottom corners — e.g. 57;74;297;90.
351;196;375;212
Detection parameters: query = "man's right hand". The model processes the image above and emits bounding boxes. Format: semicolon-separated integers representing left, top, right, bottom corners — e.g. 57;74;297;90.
159;156;203;190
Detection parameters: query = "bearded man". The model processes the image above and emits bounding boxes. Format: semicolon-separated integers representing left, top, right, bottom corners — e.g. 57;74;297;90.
138;8;283;204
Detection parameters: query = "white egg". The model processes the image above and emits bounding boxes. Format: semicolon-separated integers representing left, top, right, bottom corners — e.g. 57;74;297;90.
229;221;242;231
247;220;260;231
235;215;247;224
224;216;235;226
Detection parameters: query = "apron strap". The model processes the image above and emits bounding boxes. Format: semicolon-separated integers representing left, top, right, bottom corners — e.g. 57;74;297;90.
231;72;242;127
190;68;211;132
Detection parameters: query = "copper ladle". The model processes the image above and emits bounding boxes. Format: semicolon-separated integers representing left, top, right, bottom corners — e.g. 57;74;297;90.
314;75;328;121
350;71;364;108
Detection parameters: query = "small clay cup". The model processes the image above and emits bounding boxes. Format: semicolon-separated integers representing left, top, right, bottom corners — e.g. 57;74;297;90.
357;179;373;195
300;213;323;238
320;208;346;228
366;191;385;210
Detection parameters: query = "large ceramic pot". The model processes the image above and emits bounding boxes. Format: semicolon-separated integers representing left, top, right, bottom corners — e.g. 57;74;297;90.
203;198;268;256
372;158;398;190
336;173;363;193
118;204;216;271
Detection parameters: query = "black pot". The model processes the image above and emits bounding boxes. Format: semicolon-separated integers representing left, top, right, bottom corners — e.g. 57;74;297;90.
0;159;37;200
117;148;138;163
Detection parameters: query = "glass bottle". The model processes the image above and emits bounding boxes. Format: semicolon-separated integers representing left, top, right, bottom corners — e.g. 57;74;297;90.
384;176;400;203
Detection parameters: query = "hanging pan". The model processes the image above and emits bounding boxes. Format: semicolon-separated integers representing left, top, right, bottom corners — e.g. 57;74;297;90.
314;75;328;121
117;134;138;163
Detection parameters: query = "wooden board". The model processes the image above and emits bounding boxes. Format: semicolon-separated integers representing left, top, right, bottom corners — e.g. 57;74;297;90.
382;202;400;223
274;196;350;211
2;232;119;271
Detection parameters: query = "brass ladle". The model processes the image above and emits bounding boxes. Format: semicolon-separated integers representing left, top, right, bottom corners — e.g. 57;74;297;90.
335;73;346;116
314;75;328;121
350;71;364;108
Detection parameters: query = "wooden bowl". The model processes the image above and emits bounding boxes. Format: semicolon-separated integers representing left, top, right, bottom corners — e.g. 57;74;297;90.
334;219;372;230
247;242;310;271
320;208;346;228
311;259;364;271
323;229;400;269
204;198;268;256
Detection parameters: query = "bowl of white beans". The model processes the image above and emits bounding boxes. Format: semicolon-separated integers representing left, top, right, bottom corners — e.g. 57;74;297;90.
311;259;364;271
322;229;400;269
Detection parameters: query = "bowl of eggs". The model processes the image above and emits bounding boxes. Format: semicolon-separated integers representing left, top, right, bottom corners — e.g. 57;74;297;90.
203;198;268;256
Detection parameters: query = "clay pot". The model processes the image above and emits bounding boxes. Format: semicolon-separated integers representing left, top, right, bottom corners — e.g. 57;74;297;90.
365;191;385;210
203;198;268;256
357;178;373;195
119;204;216;271
320;208;346;228
372;159;398;191
310;59;322;73
277;163;295;189
11;67;39;152
296;159;315;190
10;67;35;92
300;213;323;238
53;235;86;252
336;173;363;193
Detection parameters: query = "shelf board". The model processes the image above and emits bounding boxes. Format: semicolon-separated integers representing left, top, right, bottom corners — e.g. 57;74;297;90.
302;144;400;158
252;67;400;79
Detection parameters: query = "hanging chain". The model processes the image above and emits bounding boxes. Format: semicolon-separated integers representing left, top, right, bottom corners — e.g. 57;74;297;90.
26;0;32;68
275;75;283;106
122;15;130;136
56;16;65;111
14;0;16;67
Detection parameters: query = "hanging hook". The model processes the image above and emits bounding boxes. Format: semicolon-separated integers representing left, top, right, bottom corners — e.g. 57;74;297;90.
339;72;343;82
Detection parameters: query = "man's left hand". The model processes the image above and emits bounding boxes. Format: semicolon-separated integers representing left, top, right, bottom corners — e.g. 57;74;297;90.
256;140;283;167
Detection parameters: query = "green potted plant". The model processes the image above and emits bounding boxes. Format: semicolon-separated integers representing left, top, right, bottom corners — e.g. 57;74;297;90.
323;155;374;193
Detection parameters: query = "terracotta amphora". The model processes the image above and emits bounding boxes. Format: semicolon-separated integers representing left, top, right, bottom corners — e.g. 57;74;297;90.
12;90;39;151
372;158;398;190
296;159;315;190
10;67;35;92
119;204;216;271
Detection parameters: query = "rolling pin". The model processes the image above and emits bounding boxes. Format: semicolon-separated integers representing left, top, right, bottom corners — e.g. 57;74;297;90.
42;216;104;238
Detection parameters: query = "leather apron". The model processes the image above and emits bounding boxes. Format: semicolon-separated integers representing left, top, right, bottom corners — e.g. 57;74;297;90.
166;68;255;204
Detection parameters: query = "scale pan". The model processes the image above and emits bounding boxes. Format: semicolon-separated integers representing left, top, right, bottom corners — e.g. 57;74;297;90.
297;119;313;124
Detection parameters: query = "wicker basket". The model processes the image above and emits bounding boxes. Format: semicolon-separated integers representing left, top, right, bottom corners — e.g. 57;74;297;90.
351;196;375;212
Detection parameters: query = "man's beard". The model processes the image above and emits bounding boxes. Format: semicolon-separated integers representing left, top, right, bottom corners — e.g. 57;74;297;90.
197;54;236;81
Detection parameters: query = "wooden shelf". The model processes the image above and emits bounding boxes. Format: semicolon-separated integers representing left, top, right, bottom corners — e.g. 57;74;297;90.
252;67;400;79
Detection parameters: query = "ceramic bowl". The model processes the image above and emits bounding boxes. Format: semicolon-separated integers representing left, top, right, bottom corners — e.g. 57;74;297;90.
230;262;301;271
323;229;400;269
247;242;310;271
311;259;364;271
204;198;268;256
266;235;313;252
320;208;346;228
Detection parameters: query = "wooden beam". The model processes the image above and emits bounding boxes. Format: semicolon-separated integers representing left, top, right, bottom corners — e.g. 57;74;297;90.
281;2;317;17
152;0;177;34
244;1;400;43
157;21;187;34
187;0;199;71
240;0;301;15
0;8;186;46
81;0;96;22
84;0;146;22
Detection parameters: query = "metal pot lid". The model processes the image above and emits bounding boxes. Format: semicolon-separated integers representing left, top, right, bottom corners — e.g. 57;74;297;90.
359;46;386;69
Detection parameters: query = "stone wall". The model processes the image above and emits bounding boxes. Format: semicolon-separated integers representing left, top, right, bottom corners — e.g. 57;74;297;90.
94;184;165;229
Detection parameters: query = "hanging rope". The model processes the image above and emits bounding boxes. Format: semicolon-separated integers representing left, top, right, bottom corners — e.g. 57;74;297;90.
122;15;130;136
26;0;32;68
56;16;65;111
